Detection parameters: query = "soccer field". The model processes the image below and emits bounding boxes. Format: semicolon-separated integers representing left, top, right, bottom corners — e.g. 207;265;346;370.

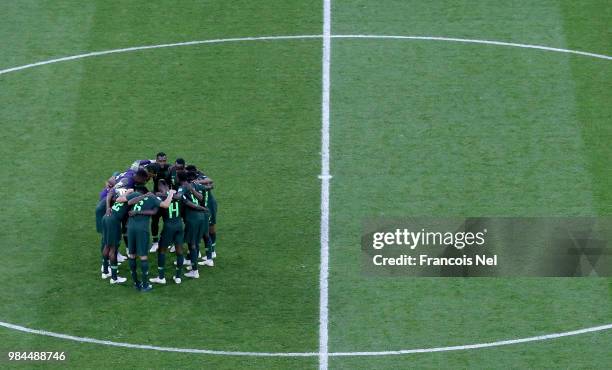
0;1;610;369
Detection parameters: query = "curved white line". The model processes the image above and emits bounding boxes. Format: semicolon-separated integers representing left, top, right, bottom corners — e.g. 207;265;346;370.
0;35;322;76
332;35;612;60
0;321;317;357
331;323;612;356
0;34;610;76
2;321;611;357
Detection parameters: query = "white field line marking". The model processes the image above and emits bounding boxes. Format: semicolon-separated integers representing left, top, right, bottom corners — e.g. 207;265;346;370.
1;34;610;77
0;321;317;357
331;323;612;356
332;35;612;60
1;321;611;357
0;35;322;75
320;2;332;370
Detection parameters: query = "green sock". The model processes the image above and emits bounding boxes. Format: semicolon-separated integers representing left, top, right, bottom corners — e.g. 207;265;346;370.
141;260;149;283
128;258;138;283
210;233;216;251
157;253;165;279
102;257;110;274
176;254;183;277
111;264;118;280
190;248;198;270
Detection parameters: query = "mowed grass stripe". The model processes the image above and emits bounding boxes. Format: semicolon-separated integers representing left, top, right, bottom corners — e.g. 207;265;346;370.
1;3;323;368
328;0;611;368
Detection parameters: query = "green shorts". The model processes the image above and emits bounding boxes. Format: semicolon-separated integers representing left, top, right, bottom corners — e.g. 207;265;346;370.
127;226;150;257
159;221;184;248
184;217;206;246
102;216;122;248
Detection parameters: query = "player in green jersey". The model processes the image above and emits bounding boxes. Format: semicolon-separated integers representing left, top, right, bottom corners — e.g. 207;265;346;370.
126;190;175;292
147;152;171;252
168;158;186;190
187;165;217;265
149;179;185;285
101;188;138;284
178;172;209;279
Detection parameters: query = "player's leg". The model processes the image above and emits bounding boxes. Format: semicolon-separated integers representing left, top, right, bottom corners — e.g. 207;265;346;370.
138;230;152;291
101;245;111;279
151;225;172;284
100;216;111;278
209;224;217;258
149;212;161;253
209;197;217;258
173;224;185;283
127;227;140;290
119;219;129;262
109;221;127;284
184;220;200;279
173;242;184;284
199;215;213;267
97;205;109;273
179;221;194;269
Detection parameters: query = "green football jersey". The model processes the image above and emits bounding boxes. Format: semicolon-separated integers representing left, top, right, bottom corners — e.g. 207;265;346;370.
109;191;141;221
181;184;206;220
128;195;162;229
161;190;184;224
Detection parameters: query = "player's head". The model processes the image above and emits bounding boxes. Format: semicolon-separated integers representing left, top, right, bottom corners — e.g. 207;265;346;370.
186;170;198;182
202;177;213;188
156;152;167;165
177;171;188;184
144;163;159;178
158;179;170;193
175;158;186;171
106;175;117;188
134;168;149;184
185;164;197;172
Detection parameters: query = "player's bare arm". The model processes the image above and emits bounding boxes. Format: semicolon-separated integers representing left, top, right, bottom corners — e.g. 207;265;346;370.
158;190;176;209
128;208;158;217
127;193;151;206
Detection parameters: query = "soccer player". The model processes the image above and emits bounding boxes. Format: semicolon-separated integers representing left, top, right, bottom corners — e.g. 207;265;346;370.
147;152;171;253
96;174;117;273
168;158;186;190
101;188;137;284
187;165;217;265
149;179;185;285
179;172;209;279
126;189;175;292
132;168;151;194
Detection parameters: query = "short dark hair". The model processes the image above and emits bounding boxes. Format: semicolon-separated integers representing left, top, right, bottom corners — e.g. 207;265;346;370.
185;164;197;172
158;179;168;187
177;171;188;182
156;152;166;158
136;168;149;178
175;158;185;165
144;163;158;174
186;171;197;181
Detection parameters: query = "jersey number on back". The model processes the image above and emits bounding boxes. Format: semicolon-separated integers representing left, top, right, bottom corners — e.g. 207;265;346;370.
133;200;144;212
169;201;180;218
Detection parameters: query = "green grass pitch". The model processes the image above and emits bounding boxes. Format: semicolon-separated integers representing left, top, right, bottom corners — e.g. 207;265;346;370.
0;1;610;369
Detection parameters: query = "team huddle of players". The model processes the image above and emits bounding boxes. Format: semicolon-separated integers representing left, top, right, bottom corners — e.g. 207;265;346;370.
95;152;218;292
